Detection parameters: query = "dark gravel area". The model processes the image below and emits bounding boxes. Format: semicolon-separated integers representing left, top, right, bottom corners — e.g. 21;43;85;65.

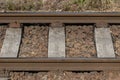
19;25;48;57
0;25;7;52
110;25;120;58
66;25;96;58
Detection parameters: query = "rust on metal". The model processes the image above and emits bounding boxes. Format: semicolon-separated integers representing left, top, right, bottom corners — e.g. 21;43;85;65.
0;12;119;24
0;58;120;63
0;12;120;17
0;58;120;71
51;21;63;27
95;22;108;28
9;22;21;28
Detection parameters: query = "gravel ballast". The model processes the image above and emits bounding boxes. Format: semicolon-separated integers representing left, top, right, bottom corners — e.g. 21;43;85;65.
66;25;96;58
10;71;120;80
110;25;120;58
0;26;7;52
19;25;48;57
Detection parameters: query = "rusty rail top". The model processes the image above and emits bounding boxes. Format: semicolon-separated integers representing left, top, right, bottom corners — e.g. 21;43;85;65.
0;12;120;24
0;12;120;17
0;58;120;63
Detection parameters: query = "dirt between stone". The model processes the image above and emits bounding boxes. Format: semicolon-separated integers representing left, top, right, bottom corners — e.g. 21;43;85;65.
10;71;120;80
110;25;120;58
66;25;96;58
19;25;48;57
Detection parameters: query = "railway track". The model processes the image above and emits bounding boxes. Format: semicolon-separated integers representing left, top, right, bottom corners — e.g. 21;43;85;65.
0;12;120;78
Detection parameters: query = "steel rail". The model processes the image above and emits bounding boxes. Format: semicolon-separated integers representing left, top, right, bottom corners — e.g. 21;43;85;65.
0;12;120;24
0;12;120;17
0;58;120;71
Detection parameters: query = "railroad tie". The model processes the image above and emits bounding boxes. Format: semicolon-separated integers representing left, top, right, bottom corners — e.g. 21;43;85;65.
0;23;22;58
48;22;65;57
95;28;115;58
